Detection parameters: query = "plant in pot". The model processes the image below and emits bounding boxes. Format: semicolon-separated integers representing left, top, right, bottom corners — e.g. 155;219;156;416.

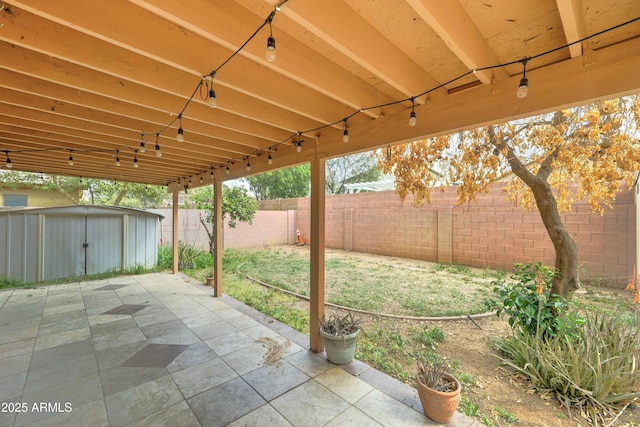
416;356;461;424
205;269;215;287
319;311;363;364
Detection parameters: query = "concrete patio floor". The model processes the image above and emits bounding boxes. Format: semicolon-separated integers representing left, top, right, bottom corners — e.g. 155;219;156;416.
0;272;480;426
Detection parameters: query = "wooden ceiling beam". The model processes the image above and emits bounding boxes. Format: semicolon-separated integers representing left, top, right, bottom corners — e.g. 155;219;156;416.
127;0;399;119
218;36;640;182
405;0;509;84
556;0;586;58
268;0;442;99
6;0;364;129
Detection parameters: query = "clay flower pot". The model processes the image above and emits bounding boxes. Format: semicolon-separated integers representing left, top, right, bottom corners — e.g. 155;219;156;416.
417;372;461;424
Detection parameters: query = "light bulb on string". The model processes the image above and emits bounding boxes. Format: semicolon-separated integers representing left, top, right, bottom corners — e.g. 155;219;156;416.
133;154;139;168
409;98;417;127
517;58;529;99
115;150;121;167
68;150;74;166
208;73;217;108
210;168;214;179
139;133;146;153
155;134;162;157
177;115;184;142
226;164;230;175
199;173;203;184
246;159;251;171
5;152;12;169
343;119;349;143
268;150;273;165
266;13;276;62
296;133;303;152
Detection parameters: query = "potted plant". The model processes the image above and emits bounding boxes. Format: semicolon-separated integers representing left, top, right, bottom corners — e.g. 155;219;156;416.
416;357;461;424
319;311;362;364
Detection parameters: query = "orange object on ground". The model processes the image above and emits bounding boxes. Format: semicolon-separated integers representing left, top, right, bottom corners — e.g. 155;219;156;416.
296;228;304;245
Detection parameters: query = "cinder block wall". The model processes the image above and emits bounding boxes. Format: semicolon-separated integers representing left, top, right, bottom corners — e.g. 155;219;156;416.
293;183;636;286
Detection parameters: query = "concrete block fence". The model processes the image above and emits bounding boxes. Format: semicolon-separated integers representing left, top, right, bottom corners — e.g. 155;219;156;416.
155;181;635;287
292;183;635;287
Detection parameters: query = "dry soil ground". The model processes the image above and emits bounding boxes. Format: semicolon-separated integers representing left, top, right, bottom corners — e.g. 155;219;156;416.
283;247;640;427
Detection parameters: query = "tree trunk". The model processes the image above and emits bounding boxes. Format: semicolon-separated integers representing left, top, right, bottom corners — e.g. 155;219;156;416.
113;183;129;206
528;178;580;298
489;121;579;299
199;215;214;256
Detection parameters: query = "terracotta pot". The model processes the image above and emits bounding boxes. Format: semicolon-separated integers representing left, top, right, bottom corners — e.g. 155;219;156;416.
417;373;461;424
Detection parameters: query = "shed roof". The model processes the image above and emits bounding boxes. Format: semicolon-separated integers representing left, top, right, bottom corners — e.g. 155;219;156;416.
0;204;165;219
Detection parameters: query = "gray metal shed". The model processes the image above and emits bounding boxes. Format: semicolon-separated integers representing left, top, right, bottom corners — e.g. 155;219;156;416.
0;205;164;283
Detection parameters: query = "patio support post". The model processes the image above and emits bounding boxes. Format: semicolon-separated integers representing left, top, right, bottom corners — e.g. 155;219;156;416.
309;156;326;353
213;178;223;296
172;190;179;274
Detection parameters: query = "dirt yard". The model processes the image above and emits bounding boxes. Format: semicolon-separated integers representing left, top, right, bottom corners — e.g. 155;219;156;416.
313;248;640;426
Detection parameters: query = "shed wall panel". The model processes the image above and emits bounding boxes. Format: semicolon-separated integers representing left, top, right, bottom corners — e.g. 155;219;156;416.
8;215;24;281
0;216;6;276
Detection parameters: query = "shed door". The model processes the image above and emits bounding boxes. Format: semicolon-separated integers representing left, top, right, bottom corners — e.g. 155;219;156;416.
43;215;85;280
85;215;122;275
43;215;123;280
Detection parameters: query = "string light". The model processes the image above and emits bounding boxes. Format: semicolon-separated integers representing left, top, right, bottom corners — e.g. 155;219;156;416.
208;73;217;108
68;150;74;166
177;114;184;142
409;97;417;127
246;159;251;171
296;133;303;152
139;133;146;153
266;12;277;63
343;119;349;143
1;10;634;185
40;172;44;180
517;58;530;99
210;167;214;179
199;173;203;184
155;134;162;157
133;153;139;168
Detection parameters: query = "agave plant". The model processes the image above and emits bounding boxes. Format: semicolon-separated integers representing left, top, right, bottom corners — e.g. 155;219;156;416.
319;311;362;336
417;357;458;392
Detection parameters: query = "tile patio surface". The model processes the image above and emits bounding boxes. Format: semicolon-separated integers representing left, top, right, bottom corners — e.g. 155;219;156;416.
0;272;481;426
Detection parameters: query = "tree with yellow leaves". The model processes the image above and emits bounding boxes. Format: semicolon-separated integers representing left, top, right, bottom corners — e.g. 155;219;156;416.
377;96;640;299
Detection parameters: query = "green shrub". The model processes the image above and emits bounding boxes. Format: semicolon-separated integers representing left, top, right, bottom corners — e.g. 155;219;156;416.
486;263;583;338
494;310;640;424
157;245;173;269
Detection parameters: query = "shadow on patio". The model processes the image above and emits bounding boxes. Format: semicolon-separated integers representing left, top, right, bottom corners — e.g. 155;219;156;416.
0;273;481;426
